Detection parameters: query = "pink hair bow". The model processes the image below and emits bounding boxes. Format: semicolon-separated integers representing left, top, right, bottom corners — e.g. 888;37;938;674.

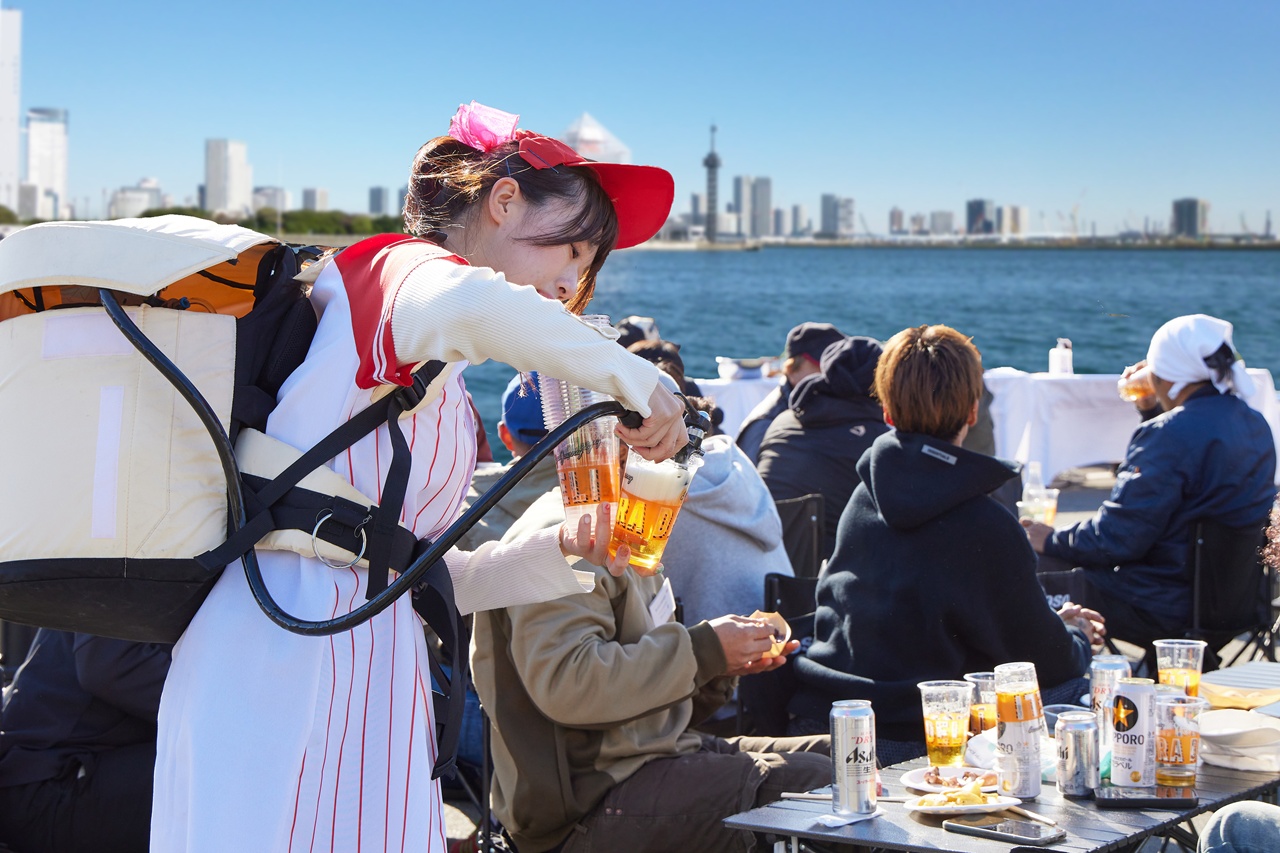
449;101;521;153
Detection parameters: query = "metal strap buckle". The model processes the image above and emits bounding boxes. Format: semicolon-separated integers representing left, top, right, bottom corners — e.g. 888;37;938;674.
312;510;368;569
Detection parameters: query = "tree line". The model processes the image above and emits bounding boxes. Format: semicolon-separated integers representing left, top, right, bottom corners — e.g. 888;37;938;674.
0;205;406;235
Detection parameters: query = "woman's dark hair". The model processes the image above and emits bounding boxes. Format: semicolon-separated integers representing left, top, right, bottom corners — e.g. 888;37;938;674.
1203;342;1236;386
403;136;619;313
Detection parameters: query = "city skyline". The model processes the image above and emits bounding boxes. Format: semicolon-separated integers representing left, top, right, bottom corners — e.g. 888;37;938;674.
7;1;1280;234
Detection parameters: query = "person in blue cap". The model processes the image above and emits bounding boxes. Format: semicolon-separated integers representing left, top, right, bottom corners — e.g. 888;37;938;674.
456;372;559;551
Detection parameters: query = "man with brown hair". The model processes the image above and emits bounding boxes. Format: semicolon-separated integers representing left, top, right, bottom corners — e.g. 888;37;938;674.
787;325;1102;758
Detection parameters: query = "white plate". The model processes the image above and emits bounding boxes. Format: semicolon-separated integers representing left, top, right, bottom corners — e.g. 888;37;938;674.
1200;709;1280;748
902;795;1022;816
900;766;999;794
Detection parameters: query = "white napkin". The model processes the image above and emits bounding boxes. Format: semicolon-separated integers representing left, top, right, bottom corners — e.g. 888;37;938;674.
963;728;1057;780
814;807;884;828
1201;740;1280;772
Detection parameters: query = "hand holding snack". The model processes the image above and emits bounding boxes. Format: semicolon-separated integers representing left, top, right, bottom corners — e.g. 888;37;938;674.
749;610;792;658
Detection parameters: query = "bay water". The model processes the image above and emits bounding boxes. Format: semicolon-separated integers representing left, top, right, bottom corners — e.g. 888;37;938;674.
468;247;1280;459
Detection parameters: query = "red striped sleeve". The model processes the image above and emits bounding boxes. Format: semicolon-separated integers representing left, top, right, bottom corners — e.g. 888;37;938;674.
332;235;467;389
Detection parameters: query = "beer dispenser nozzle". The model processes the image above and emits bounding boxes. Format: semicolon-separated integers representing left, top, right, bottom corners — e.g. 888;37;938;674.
673;396;712;465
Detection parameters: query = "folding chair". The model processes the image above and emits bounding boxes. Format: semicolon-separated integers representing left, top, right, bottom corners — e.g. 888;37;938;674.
773;494;825;579
1186;518;1274;667
737;573;821;736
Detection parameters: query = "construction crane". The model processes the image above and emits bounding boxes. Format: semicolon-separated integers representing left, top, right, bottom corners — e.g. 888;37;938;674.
859;213;873;239
1241;213;1252;236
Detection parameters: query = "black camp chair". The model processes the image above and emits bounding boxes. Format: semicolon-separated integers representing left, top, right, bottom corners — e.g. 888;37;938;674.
1186;518;1274;667
774;493;825;579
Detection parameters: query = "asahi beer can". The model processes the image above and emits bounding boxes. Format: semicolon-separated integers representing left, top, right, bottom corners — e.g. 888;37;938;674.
1090;655;1131;756
831;700;877;815
995;662;1044;800
1112;677;1156;787
1055;711;1101;797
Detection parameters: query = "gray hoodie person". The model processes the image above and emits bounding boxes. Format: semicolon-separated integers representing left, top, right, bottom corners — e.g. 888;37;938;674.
661;434;794;627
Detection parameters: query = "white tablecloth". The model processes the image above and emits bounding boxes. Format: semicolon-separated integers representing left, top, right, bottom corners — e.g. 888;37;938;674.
691;375;783;440
984;367;1280;486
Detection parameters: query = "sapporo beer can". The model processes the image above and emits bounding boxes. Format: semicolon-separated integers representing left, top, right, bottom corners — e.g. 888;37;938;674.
1055;711;1101;797
995;662;1044;800
1090;655;1131;756
1112;677;1156;787
831;700;877;815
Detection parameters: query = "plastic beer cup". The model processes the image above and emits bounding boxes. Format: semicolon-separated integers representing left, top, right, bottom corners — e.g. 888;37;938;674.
608;451;701;576
918;681;972;767
1155;695;1208;786
1153;639;1207;697
963;672;998;734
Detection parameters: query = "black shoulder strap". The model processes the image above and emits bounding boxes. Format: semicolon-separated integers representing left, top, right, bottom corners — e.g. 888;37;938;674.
195;361;446;574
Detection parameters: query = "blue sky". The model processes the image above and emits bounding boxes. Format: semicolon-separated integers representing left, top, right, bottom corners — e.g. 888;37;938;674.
14;0;1280;234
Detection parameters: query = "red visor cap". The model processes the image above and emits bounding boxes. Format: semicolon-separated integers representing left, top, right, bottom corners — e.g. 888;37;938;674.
518;135;674;249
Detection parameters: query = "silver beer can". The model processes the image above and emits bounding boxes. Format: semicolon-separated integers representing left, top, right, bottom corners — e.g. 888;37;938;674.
1112;677;1156;787
831;700;877;815
1090;655;1131;754
1055;711;1100;797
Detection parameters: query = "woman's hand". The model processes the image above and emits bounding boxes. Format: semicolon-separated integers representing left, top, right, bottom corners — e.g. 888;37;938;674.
558;502;630;576
1020;518;1053;553
617;384;687;462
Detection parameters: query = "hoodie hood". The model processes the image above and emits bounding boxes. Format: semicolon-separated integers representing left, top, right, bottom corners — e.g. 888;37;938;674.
788;335;884;428
681;435;782;550
859;430;1018;530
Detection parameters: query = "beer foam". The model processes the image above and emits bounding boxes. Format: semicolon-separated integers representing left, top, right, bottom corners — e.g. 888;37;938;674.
621;458;693;503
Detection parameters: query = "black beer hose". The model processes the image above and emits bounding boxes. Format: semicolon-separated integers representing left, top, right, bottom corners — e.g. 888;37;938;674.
101;290;644;635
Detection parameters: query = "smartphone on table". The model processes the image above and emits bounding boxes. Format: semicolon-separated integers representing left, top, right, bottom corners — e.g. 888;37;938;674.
943;815;1067;846
1093;784;1198;809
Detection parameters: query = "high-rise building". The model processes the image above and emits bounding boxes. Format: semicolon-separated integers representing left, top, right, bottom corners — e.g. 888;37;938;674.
396;185;408;218
689;192;705;226
930;211;954;235
750;177;772;238
253;186;290;212
369;186;389;216
108;178;165;219
204;139;253;218
560;113;630;163
791;204;807;237
733;175;753;237
302;188;329;212
772;208;786;237
702;126;721;243
966;199;995;235
1172;198;1210;238
889;207;905;234
909;213;927;235
0;9;21;213
25;107;68;219
819;194;855;239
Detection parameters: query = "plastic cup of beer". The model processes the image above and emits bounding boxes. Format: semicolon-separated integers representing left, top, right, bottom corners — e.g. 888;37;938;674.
1155;695;1209;786
1153;639;1207;697
1017;489;1060;526
607;452;701;576
918;681;972;767
538;370;621;532
963;672;998;733
1117;366;1155;403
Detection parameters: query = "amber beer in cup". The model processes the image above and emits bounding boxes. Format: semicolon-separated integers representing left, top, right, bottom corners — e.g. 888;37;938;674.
1155;695;1208;786
964;672;998;734
1154;639;1207;697
538;363;621;531
918;681;972;767
608;452;701;575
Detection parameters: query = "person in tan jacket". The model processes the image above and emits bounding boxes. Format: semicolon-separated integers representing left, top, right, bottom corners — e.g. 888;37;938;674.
472;498;831;853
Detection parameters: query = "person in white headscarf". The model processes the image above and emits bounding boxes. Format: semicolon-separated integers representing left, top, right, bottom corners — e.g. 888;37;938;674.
1024;314;1276;658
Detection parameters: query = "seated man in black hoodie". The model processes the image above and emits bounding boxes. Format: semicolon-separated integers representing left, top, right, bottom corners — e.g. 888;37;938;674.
0;630;171;853
757;335;888;562
788;324;1104;762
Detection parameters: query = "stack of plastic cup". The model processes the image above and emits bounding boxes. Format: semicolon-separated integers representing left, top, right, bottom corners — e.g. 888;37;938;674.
538;315;621;531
